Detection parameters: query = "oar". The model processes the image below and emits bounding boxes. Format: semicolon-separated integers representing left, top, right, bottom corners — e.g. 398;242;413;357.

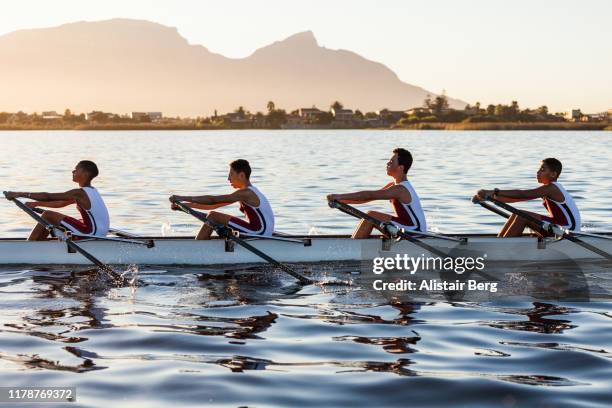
328;199;456;259
485;196;612;261
30;207;154;247
171;200;312;285
4;192;119;277
472;197;511;219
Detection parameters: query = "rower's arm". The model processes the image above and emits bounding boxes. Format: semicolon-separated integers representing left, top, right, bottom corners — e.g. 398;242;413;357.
175;195;233;210
7;190;85;203
495;185;551;202
330;184;408;204
186;202;230;210
171;190;257;209
28;200;75;208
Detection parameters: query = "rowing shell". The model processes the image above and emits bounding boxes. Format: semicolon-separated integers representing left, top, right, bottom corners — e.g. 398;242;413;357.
1;233;612;266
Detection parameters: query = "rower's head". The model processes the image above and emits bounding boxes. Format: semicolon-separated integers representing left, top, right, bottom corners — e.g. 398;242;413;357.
537;158;562;183
386;148;413;177
72;160;99;184
228;159;251;188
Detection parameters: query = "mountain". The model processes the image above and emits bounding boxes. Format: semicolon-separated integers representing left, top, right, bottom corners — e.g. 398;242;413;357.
0;19;466;116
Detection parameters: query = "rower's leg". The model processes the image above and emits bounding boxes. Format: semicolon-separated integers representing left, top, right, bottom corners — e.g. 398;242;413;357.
501;215;527;237
352;211;392;239
195;211;232;240
502;211;544;237
498;214;517;237
28;211;65;241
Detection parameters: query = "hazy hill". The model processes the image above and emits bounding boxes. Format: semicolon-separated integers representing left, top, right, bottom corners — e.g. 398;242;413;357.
0;19;466;116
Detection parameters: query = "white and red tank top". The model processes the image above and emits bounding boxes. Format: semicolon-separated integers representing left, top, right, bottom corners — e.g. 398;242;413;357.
77;187;110;236
542;182;581;231
236;185;275;236
389;180;427;232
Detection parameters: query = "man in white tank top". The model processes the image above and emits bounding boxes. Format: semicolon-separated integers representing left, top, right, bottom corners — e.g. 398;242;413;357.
169;159;275;240
5;160;110;240
475;157;581;237
327;148;427;238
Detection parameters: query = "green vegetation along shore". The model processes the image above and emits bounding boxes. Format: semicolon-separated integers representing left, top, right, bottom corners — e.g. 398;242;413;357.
0;122;608;131
1;97;610;131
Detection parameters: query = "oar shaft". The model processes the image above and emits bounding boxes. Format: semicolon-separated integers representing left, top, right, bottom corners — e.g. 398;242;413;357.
227;234;311;283
329;200;387;230
563;235;612;261
394;230;451;258
173;200;312;284
7;195;55;231
472;198;510;219
488;198;545;226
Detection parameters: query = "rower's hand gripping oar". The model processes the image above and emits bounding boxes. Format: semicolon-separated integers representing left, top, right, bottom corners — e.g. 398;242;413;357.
3;191;121;279
328;199;456;259
478;195;612;262
171;199;312;285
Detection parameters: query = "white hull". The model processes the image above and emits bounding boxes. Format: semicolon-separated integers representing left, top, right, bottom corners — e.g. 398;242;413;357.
0;234;611;266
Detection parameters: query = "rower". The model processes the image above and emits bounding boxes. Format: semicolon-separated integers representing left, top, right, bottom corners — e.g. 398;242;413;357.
169;159;275;240
4;160;110;241
326;148;427;239
475;157;581;237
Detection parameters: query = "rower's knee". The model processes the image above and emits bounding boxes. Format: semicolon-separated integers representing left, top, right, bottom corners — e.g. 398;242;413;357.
41;211;63;225
41;211;54;221
208;211;221;219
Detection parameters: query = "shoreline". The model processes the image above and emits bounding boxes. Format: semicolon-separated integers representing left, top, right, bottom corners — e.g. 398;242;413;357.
0;122;609;131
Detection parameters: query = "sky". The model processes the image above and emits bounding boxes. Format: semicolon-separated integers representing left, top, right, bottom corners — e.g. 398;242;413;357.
1;0;610;113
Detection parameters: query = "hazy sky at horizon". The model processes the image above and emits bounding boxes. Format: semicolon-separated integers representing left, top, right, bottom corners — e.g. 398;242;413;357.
2;0;610;112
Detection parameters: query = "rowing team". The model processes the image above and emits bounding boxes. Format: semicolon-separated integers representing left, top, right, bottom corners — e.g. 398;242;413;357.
4;148;581;241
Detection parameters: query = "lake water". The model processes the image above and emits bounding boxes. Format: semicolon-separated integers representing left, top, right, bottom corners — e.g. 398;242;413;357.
0;130;611;407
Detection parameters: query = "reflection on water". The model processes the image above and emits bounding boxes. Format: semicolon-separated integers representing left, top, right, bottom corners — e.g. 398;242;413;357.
0;264;610;407
0;131;611;407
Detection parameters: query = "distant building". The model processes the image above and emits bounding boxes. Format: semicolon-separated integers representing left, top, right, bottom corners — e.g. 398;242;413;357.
41;111;63;120
131;112;163;121
284;114;304;128
331;108;354;123
363;117;384;127
567;109;582;122
86;111;114;121
219;112;252;127
377;109;406;124
298;107;324;121
582;112;608;122
405;107;432;116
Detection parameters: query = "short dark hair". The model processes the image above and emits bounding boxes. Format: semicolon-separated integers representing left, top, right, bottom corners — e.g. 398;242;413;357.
230;159;251;179
77;160;99;179
542;157;562;178
393;148;413;174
